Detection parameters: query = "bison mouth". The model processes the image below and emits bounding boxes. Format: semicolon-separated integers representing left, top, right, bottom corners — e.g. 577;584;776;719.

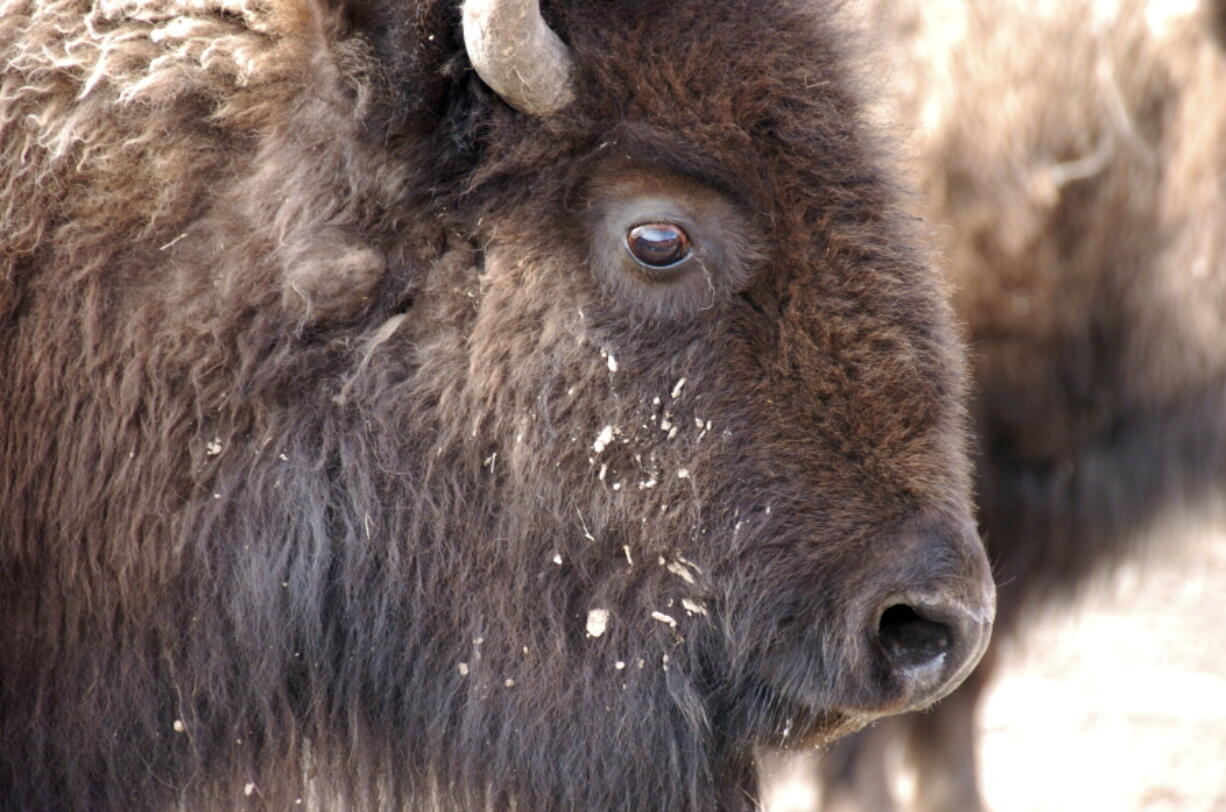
722;672;875;751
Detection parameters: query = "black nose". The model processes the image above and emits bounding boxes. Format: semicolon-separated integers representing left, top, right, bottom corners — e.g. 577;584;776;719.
873;592;991;711
878;603;952;669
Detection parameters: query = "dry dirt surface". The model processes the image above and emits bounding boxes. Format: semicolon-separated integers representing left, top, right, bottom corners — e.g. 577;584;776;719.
763;521;1226;812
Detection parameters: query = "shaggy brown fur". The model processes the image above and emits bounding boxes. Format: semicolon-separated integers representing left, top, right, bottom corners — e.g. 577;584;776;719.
812;1;1226;809
0;0;995;809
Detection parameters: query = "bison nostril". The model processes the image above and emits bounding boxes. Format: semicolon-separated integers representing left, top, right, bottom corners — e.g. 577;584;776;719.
877;603;953;670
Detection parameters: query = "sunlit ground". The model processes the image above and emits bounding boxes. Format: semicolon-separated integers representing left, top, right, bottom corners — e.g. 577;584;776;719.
764;522;1226;812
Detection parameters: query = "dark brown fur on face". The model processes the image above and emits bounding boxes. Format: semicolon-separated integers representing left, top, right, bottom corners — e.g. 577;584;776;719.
811;1;1226;810
0;0;991;809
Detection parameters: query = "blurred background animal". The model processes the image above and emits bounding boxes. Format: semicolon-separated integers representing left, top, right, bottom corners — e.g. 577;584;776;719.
761;0;1226;809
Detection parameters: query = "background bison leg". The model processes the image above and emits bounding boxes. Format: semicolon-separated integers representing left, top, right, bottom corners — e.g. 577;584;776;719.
812;645;997;812
816;722;898;812
903;646;997;812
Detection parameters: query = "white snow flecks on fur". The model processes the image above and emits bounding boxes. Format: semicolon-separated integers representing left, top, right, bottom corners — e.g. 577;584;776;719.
586;609;610;638
623;545;634;565
615;661;625;670
160;231;188;251
607;354;618;373
173;719;186;733
205;438;222;455
677;554;703;573
576;508;596;542
651;611;677;628
681;598;708;616
458;662;469;676
677;468;690;479
243;783;255;797
671;378;687;398
552;553;563;565
593;425;615;453
666;561;696;584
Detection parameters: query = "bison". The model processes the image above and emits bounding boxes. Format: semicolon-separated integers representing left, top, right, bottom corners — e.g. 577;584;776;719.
0;0;995;809
806;0;1226;809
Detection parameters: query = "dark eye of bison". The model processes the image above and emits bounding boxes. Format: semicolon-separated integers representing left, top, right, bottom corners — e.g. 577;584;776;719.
626;223;691;269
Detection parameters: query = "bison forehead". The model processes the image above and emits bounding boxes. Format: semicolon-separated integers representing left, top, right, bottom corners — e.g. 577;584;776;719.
462;0;880;210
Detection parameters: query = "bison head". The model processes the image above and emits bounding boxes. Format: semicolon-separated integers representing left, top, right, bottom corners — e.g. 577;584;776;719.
440;0;995;733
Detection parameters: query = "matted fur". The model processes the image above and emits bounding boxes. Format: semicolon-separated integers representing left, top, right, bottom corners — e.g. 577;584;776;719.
0;0;987;809
812;1;1226;809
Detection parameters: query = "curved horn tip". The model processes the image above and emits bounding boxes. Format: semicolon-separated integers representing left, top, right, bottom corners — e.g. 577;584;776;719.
462;0;576;116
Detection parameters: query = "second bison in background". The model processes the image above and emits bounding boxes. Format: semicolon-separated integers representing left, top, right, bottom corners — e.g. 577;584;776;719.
806;0;1226;810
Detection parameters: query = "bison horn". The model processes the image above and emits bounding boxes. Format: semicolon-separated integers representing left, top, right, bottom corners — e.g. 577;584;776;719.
461;0;575;116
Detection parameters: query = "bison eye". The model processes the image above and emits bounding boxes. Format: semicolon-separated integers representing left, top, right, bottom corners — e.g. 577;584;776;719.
626;223;691;270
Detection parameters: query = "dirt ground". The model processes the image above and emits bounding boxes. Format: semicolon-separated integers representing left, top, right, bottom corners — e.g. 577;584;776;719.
763;521;1226;811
